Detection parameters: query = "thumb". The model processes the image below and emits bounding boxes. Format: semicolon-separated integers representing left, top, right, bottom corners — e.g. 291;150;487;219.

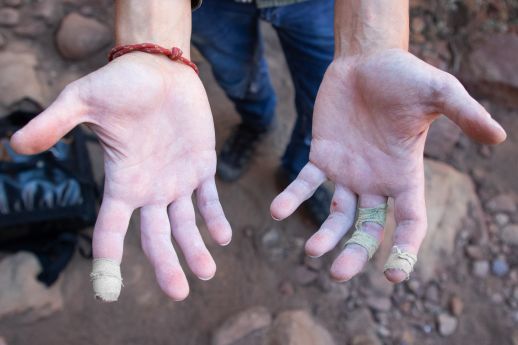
10;85;86;155
437;73;506;145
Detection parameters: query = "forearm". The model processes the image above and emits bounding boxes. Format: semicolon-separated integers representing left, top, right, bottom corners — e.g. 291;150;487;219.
115;0;192;58
334;0;409;57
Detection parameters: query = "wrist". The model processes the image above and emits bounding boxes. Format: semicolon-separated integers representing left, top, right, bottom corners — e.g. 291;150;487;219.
334;0;409;58
115;0;192;58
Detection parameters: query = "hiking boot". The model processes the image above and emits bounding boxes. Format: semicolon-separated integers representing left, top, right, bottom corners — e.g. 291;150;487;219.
217;123;268;182
276;167;332;226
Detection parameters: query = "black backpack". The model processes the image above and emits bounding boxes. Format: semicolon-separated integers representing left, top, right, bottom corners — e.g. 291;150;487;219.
0;99;99;285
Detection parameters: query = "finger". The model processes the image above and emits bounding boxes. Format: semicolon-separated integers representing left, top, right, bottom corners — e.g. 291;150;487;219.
91;197;133;302
10;84;87;155
330;194;387;282
196;178;232;246
438;73;506;145
270;162;327;221
140;205;189;301
305;185;357;258
168;196;217;280
384;187;426;283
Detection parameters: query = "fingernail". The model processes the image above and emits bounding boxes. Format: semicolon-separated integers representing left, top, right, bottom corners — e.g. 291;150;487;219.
220;239;231;246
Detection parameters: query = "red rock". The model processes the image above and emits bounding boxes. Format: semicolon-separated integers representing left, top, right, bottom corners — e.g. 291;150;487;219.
468;33;518;90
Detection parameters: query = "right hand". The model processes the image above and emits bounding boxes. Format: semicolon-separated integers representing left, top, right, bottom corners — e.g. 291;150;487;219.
11;53;232;300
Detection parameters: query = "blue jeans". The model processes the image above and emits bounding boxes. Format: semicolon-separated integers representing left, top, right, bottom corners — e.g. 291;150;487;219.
192;0;334;176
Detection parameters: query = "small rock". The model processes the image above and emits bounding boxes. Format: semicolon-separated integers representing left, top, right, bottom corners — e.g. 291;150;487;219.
437;313;458;336
294;266;318;286
473;260;490;278
425;283;440;303
366;296;391;312
491;293;504;304
486;194;516;213
212;306;271;345
492;258;509;277
512;330;518;345
266;310;336;345
449;296;464;316
495;213;510;227
33;1;61;24
0;336;6;345
407;280;421;296
14;21;47;38
513;286;518;301
399;329;415;345
0;8;20;26
56;13;111;60
465;245;485;260
351;334;382;345
411;16;426;33
502;224;518;246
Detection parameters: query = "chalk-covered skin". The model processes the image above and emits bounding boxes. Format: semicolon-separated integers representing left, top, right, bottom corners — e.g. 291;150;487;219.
270;49;507;284
10;53;232;301
271;0;506;285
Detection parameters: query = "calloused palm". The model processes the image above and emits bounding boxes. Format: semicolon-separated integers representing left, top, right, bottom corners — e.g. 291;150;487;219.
11;53;232;300
271;49;506;283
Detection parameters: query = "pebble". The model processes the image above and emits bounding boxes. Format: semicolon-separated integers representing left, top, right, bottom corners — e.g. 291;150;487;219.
212;306;271;345
495;213;510;227
473;260;490;278
437;313;458;336
294;266;318;286
425;283;441;302
465;245;485;260
449;296;464;316
513;286;518;301
366;296;392;312
0;336;6;345
0;8;20;26
491;293;504;304
492;258;509;277
502;224;518;246
55;13;111;60
486;194;517;213
407;280;421;296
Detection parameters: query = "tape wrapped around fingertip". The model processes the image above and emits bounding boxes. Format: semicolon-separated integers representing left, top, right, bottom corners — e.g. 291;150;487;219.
90;258;123;302
383;246;418;280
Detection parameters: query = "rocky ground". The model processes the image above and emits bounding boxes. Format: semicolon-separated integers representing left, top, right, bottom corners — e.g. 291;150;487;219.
0;0;517;344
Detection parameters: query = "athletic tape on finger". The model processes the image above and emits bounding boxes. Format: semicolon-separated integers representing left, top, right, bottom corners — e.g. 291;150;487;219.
344;204;387;259
90;258;123;302
384;246;417;280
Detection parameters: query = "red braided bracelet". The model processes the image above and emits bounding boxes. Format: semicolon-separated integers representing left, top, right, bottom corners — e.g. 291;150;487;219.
108;43;199;74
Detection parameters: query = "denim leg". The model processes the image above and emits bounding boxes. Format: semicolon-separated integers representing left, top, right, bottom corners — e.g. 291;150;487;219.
192;0;277;130
263;0;334;175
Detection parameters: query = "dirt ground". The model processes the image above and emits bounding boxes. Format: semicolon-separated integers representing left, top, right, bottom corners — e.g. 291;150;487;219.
0;1;517;345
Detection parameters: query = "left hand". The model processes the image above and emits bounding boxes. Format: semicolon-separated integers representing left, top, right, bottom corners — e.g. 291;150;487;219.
271;49;506;283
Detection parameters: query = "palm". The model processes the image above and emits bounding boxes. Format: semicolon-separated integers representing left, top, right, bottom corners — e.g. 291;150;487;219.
272;49;506;283
11;54;232;300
